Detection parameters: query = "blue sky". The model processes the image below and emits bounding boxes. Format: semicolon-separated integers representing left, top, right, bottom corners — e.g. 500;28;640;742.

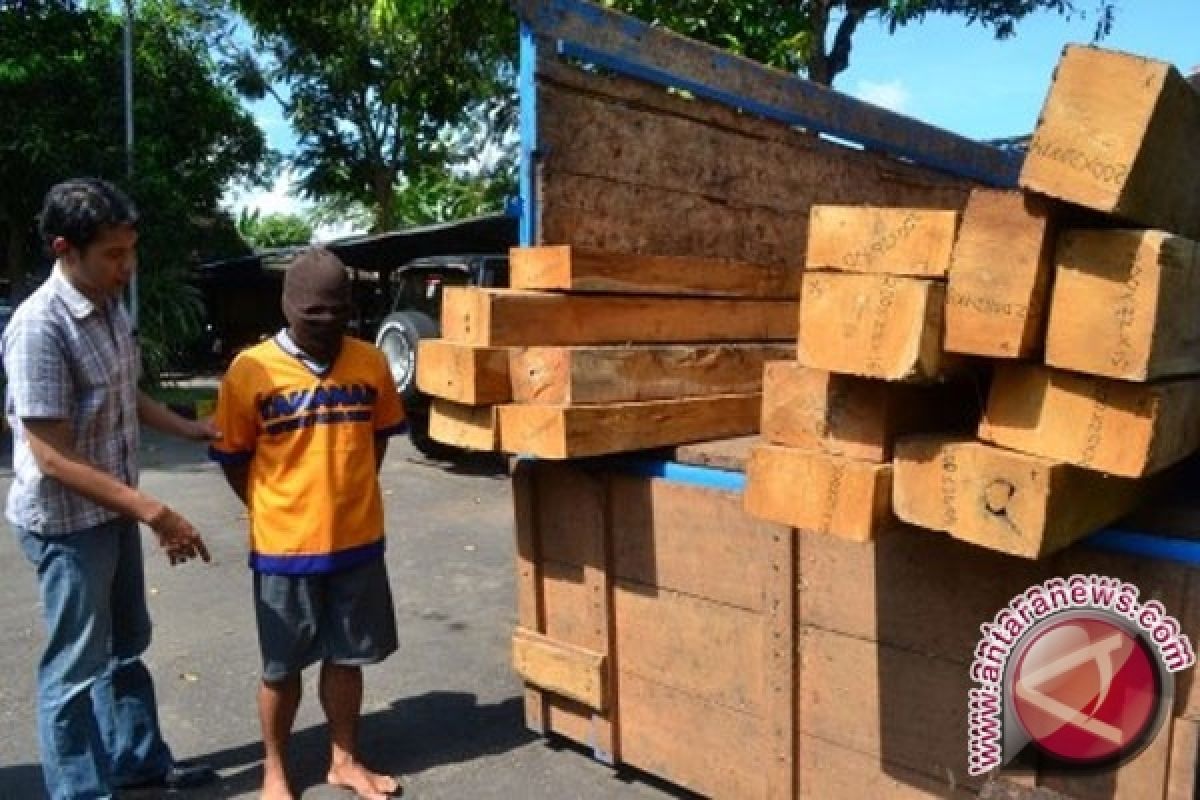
229;3;1200;231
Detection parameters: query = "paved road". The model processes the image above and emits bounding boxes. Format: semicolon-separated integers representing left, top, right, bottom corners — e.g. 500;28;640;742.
0;432;689;799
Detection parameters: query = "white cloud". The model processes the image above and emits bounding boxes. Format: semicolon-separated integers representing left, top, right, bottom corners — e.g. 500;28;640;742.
854;79;912;114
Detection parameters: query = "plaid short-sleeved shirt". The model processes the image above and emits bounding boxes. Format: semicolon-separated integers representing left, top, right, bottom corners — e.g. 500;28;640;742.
2;266;140;535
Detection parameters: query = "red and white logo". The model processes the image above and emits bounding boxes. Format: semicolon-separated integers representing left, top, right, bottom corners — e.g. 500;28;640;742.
1009;613;1161;765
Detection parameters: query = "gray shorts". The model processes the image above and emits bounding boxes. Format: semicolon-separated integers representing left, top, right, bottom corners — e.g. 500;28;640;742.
253;557;398;683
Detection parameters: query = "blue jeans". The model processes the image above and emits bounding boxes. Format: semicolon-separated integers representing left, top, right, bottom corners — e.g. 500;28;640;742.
16;518;173;800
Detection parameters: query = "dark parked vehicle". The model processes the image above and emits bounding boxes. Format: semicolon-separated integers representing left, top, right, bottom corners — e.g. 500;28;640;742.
374;254;508;457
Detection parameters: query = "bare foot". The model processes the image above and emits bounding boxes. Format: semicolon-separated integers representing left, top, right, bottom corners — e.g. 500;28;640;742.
328;759;401;799
260;769;295;800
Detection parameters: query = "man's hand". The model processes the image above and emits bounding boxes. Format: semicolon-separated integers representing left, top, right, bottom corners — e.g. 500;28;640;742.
183;418;221;442
147;505;211;566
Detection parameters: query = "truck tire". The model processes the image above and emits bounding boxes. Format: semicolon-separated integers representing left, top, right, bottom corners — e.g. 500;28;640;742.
375;311;437;401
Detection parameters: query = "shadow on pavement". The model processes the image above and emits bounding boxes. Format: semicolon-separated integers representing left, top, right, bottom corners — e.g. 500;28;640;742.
163;691;535;798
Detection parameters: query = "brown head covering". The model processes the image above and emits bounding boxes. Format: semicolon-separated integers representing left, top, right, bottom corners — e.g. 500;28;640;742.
282;248;351;364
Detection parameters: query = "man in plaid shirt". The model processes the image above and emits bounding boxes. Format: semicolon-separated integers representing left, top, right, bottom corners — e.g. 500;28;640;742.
3;179;218;799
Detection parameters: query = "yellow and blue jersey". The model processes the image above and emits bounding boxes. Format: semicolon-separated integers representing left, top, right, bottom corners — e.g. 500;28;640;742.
209;334;406;575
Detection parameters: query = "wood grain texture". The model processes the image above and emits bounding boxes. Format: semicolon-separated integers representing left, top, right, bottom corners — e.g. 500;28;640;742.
427;400;498;451
805;205;958;276
497;394;763;459
534;59;972;266
509;344;791;405
979;363;1200;478
893;436;1146;559
1020;45;1200;239
945;189;1058;358
745;444;893;541
442;288;797;347
1046;229;1200;381
415;339;511;405
798;272;957;381
512;626;607;711
510;245;802;297
761;361;981;461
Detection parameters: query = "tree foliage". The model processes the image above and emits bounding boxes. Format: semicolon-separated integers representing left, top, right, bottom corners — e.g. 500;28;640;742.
229;0;516;232
237;209;313;248
0;0;270;379
605;0;1115;85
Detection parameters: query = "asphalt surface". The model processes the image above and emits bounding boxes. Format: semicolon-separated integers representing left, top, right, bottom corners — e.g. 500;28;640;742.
0;431;690;800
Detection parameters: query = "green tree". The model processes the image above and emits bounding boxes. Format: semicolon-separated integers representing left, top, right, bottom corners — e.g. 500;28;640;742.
229;0;516;232
0;0;269;378
237;208;313;248
604;0;1115;85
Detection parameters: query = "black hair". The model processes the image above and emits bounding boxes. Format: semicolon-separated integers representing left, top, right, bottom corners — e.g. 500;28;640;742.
38;178;139;253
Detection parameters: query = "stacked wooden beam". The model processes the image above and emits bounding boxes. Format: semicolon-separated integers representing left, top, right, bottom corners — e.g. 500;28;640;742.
416;245;797;458
745;204;981;542
748;45;1200;561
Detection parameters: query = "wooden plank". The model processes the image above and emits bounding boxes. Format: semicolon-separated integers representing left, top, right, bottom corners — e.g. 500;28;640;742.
512;461;547;732
516;0;1021;185
1045;229;1200;381
761;362;981;461
427;399;498;451
441;288;797;346
497;394;762;459
798;625;982;790
614;581;765;714
798;525;1057;664
798;734;978;800
893;436;1146;559
534;62;972;267
512;626;607;711
945;189;1058;358
979;363;1200;478
798;272;957;382
745;444;893;542
509;245;802;297
415;339;511;405
617;670;768;799
805;206;959;277
541;560;592;648
531;462;606;568
509;343;791;405
609;476;776;612
1166;717;1200;800
1020;45;1200;240
764;527;796;800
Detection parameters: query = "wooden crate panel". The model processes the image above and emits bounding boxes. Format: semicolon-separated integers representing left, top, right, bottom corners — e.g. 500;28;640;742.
618;671;768;799
609;476;778;612
798;625;981;790
614;581;765;714
798;734;977;800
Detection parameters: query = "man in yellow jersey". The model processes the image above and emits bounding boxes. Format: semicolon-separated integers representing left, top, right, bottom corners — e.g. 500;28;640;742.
209;248;406;800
